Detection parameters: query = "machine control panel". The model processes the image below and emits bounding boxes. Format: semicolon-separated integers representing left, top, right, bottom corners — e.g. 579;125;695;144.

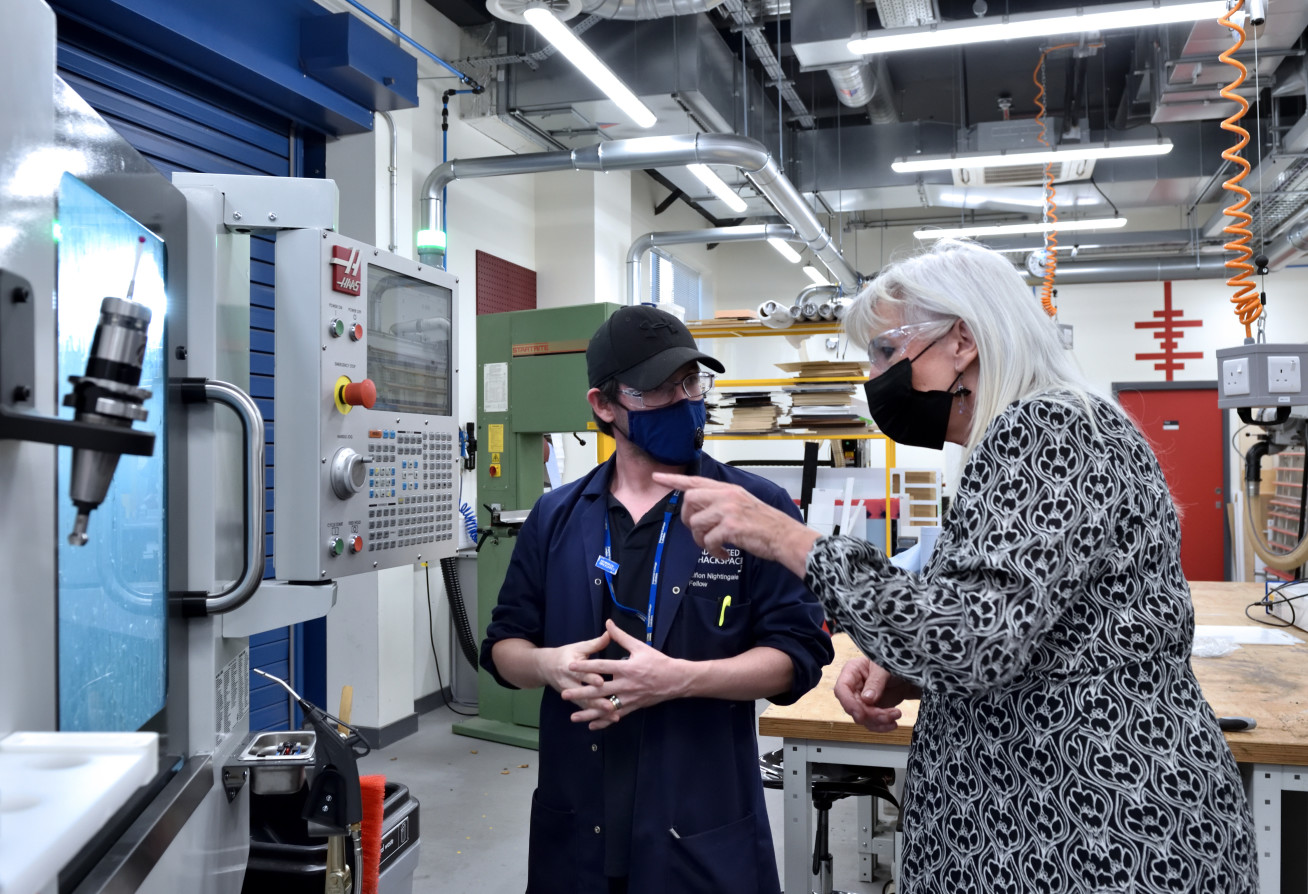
274;229;459;580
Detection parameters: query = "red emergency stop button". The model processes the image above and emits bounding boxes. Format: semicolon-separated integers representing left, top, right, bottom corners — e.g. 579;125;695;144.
349;322;364;341
339;378;377;409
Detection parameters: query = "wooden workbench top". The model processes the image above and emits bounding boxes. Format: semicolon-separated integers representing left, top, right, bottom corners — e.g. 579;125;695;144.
760;581;1308;766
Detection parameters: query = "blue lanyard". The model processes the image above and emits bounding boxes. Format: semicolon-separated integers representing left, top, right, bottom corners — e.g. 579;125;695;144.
601;491;679;644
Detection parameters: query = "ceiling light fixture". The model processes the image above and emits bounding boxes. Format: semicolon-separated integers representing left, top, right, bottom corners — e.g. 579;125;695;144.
893;139;1172;174
522;7;657;129
688;164;748;213
802;265;831;285
914;218;1128;240
768;238;803;264
849;0;1227;56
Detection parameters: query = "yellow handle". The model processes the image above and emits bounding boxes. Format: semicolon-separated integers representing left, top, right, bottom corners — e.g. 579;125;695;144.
718;595;732;627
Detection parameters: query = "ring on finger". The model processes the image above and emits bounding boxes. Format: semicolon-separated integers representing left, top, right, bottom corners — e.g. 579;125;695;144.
608;694;622;711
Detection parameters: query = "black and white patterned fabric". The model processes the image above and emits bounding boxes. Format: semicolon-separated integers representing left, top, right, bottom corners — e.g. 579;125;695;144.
805;393;1257;893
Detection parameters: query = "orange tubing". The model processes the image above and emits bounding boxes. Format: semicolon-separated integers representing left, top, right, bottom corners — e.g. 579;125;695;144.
1033;44;1078;317
1218;0;1259;337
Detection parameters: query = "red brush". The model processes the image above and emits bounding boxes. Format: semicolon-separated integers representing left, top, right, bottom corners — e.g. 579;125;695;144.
359;774;387;894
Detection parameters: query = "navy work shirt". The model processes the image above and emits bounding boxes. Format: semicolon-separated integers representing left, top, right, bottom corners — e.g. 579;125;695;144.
481;453;833;894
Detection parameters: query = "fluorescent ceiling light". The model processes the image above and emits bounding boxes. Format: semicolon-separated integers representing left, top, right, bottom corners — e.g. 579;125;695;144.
893;139;1172;174
803;265;830;285
523;7;657;128
768;238;803;264
849;1;1226;55
688;164;748;213
914;218;1127;240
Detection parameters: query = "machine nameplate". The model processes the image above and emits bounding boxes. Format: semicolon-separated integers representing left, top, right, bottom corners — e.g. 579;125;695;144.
511;338;589;357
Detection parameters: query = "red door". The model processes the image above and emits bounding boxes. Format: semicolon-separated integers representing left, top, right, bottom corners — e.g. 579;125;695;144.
1115;385;1225;581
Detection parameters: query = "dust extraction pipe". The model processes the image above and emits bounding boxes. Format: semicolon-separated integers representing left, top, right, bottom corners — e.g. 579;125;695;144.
626;224;799;305
1022;255;1229;285
421;134;862;292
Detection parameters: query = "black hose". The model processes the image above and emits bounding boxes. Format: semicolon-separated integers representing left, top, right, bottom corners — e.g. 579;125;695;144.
440;556;480;670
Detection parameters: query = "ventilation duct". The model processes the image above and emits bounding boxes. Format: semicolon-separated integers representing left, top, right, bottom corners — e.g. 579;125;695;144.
827;56;897;124
1265;209;1308;272
422;133;862;291
580;0;725;17
627;224;799;304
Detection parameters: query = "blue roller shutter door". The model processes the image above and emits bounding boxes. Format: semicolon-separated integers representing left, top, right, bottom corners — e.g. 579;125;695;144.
57;41;300;732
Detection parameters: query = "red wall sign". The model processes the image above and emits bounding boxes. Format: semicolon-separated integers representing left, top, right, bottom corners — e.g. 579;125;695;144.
330;244;362;296
1134;281;1203;381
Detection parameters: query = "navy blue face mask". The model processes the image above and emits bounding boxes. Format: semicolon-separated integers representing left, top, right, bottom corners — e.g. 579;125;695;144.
622;399;706;466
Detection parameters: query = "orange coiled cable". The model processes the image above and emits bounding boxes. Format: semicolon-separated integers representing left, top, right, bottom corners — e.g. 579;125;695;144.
1218;0;1259;337
1033;44;1078;317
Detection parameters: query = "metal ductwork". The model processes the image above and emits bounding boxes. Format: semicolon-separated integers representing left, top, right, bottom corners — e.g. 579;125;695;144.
1023;255;1230;285
1265;210;1308;271
627;224;798;304
422;133;862;291
827;57;897;124
581;0;725;18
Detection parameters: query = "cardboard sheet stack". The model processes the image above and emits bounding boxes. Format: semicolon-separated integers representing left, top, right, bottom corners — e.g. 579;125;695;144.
775;360;874;435
710;390;783;433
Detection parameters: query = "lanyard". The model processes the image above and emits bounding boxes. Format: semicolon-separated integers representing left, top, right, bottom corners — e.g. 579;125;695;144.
601;491;679;644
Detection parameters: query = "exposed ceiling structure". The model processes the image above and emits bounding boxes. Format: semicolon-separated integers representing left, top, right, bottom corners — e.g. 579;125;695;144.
425;0;1308;276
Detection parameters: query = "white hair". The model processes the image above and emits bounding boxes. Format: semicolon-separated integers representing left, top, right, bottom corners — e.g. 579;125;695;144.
844;239;1113;457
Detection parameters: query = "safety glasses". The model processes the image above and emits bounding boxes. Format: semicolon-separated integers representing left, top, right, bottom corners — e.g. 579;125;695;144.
865;321;949;373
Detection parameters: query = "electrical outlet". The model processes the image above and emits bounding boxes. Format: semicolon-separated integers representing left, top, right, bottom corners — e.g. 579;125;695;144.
1268;356;1302;394
1223;357;1250;396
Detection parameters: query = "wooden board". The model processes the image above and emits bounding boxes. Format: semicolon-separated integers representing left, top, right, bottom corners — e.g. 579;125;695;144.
761;581;1308;766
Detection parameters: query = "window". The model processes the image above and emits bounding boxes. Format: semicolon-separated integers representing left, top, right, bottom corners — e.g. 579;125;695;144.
650;250;703;320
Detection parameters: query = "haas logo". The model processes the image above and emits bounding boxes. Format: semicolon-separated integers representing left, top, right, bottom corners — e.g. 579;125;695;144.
330;245;362;296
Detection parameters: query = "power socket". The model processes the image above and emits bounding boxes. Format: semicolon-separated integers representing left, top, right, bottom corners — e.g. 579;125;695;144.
1223;357;1250;396
1269;356;1302;394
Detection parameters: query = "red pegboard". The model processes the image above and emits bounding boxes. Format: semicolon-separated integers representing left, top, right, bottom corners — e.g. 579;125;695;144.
476;250;537;316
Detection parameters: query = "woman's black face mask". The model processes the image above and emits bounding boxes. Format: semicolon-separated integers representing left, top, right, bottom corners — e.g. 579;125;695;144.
862;338;962;450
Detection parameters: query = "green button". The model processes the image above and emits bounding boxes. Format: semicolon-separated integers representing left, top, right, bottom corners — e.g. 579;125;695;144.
331;319;345;338
330;538;345;556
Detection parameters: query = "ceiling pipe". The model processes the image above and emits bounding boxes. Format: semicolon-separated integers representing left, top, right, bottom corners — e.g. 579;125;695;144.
627;224;799;305
1022;255;1229;285
1265;209;1308;271
421;133;863;291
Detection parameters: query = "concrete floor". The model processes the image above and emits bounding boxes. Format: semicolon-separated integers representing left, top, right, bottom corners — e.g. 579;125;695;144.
357;699;892;894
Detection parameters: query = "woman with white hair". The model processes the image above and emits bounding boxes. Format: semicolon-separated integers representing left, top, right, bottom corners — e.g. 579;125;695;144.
655;239;1257;892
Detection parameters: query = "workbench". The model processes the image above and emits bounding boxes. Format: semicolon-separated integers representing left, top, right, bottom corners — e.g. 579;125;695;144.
758;581;1308;894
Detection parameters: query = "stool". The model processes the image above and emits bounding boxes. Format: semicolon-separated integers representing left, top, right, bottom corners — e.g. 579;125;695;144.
760;749;897;894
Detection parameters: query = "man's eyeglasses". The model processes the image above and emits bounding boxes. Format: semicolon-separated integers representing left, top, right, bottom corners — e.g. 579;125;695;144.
865;321;949;373
619;372;716;409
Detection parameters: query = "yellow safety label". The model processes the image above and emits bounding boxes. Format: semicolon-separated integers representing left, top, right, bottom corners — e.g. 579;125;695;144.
491;452;501;464
488;424;504;453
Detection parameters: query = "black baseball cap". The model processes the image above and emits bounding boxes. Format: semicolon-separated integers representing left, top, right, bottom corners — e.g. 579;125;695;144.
586;305;725;390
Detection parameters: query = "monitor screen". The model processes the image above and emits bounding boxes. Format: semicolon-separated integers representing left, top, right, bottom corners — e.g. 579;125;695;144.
366;266;453;416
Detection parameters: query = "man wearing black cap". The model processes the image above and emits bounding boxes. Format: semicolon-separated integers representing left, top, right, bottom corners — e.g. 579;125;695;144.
481;305;833;894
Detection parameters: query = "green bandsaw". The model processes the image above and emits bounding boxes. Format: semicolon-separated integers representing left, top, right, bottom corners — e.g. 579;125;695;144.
453;303;620;749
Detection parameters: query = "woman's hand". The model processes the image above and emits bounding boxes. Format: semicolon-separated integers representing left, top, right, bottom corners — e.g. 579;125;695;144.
832;656;919;733
652;472;819;577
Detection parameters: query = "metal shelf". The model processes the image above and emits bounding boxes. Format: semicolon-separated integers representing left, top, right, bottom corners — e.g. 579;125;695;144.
686;319;841;338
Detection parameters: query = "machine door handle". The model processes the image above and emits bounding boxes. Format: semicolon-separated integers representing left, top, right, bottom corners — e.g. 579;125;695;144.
174;377;267;616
